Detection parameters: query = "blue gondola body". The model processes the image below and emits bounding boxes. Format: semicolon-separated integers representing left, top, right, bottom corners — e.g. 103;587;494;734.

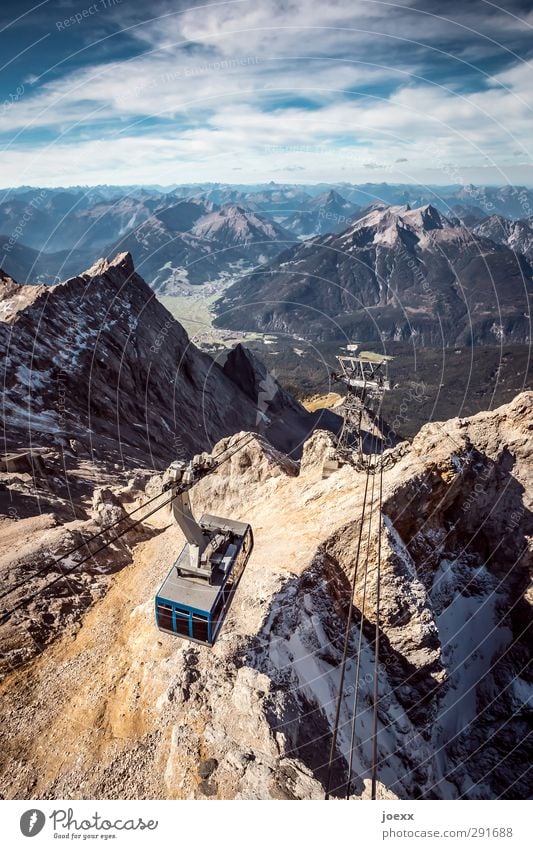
155;513;253;646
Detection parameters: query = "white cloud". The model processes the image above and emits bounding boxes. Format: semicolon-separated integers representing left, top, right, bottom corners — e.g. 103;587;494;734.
1;0;532;185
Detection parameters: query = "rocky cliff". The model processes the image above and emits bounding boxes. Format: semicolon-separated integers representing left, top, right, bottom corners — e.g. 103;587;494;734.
0;394;530;800
0;252;327;469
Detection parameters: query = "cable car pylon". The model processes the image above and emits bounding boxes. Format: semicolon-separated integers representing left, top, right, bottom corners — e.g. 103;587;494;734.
324;343;393;477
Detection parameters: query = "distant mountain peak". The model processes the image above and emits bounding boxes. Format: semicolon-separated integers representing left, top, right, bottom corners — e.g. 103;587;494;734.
320;188;342;202
346;202;450;243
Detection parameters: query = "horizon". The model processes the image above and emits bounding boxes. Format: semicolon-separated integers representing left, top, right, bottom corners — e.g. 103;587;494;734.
3;179;533;191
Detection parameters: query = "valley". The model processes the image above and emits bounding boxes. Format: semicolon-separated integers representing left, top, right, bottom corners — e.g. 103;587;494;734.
236;337;532;439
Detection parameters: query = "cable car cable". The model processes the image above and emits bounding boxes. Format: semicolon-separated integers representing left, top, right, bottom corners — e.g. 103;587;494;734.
0;433;256;625
325;386;373;799
345;424;378;797
371;444;385;800
0;487;184;603
0;432;255;604
345;393;385;798
0;490;179;626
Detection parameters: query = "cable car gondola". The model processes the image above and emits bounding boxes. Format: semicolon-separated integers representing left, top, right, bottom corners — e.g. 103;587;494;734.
155;454;253;646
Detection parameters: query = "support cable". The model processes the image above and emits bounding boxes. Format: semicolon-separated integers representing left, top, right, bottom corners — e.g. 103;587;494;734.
0;433;255;625
325;386;373;800
371;441;385;800
345;424;378;797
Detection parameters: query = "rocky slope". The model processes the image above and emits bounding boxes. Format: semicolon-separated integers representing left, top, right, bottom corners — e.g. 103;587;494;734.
0;394;530;800
214;204;533;345
474;214;533;263
0;252;329;470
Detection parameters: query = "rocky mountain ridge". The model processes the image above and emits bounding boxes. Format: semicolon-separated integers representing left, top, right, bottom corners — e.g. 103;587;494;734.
0;251;332;471
474;214;533;263
214;203;533;345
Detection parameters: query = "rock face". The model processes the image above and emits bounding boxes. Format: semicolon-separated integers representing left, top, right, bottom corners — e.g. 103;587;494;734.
0;394;530;800
214;204;533;345
222;344;341;453
0;252;325;466
474;214;533;263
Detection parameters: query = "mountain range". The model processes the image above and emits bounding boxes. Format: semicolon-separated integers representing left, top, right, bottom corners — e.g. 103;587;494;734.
0;193;295;290
213;204;533;346
2;184;533;348
3;182;533;292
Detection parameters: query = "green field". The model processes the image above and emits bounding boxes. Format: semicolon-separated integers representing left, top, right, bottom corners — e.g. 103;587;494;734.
158;293;218;338
158;293;266;347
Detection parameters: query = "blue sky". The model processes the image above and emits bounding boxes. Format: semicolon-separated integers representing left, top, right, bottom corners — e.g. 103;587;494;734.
1;0;533;186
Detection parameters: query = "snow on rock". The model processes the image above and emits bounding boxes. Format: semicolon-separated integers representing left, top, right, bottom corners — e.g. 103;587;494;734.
0;252;322;465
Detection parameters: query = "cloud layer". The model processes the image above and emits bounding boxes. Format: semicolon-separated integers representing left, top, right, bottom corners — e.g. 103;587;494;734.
0;0;532;186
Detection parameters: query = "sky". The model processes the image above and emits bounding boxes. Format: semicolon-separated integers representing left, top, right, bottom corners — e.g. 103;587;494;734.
0;0;533;187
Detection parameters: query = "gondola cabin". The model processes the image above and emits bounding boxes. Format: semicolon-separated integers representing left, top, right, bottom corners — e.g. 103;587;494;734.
155;514;253;646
